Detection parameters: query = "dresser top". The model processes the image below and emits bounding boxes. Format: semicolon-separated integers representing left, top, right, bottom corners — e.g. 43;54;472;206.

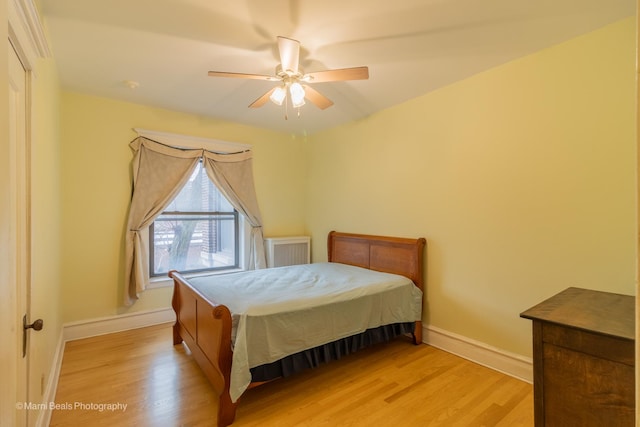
520;287;635;340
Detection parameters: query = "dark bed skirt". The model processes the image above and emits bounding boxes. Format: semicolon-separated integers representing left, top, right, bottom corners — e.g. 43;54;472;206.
249;322;415;382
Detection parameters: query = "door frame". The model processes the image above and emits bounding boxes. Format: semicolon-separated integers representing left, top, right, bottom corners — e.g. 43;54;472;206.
3;1;50;425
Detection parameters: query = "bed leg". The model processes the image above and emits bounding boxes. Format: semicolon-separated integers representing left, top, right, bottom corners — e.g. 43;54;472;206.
217;391;238;427
172;323;183;346
412;321;423;345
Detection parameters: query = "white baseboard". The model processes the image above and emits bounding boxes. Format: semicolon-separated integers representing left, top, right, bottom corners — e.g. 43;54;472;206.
35;331;65;427
63;308;175;342
424;325;533;383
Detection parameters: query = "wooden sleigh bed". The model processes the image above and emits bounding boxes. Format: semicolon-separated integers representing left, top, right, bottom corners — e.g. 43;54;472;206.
169;231;426;426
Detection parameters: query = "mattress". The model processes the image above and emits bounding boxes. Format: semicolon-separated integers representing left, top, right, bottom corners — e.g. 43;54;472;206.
188;262;423;402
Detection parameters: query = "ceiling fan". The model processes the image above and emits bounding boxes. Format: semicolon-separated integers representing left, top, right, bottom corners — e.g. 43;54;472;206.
208;36;369;112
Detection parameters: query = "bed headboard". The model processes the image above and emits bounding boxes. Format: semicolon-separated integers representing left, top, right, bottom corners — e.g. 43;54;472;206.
327;231;426;291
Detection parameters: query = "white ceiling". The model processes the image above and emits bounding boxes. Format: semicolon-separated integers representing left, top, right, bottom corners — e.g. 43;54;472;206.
40;0;635;135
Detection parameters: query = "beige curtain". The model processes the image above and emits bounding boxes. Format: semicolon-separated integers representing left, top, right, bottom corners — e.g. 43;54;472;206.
124;136;266;306
203;151;266;270
124;137;201;306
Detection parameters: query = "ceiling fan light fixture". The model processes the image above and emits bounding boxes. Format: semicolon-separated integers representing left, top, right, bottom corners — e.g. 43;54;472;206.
289;82;306;108
270;85;287;106
208;36;368;114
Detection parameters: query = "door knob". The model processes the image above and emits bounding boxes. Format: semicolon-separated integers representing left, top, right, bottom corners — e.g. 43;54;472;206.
24;318;43;331
22;315;43;357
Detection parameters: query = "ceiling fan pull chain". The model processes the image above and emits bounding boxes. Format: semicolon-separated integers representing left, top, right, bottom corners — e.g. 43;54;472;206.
284;94;289;120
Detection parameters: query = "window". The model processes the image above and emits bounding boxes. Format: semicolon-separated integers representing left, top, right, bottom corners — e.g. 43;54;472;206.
149;160;239;276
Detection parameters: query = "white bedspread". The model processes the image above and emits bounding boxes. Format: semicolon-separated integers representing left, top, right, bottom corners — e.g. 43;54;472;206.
188;262;423;402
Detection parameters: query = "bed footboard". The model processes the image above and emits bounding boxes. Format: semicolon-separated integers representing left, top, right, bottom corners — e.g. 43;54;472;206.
170;270;238;427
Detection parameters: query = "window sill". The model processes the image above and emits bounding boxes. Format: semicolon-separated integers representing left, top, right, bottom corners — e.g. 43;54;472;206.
147;268;244;289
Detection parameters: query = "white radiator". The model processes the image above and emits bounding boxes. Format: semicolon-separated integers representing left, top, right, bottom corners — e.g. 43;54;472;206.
264;236;310;268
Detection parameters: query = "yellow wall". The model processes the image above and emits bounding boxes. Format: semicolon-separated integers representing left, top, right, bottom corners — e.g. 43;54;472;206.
59;94;307;322
306;17;637;356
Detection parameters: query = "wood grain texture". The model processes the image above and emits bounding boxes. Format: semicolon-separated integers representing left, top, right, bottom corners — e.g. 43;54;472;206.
521;287;635;426
543;343;634;426
520;287;634;339
50;325;533;427
327;231;427;290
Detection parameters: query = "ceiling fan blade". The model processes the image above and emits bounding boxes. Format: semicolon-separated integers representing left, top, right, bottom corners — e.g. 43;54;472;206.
304;66;369;83
248;87;276;108
302;85;334;110
208;71;278;81
277;36;300;74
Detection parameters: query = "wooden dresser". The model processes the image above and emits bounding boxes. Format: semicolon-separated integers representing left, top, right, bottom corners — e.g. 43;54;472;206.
520;287;635;426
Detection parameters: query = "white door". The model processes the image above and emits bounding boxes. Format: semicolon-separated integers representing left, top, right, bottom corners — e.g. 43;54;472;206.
6;40;31;427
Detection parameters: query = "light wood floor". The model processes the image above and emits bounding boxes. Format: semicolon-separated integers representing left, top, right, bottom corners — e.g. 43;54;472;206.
50;324;533;426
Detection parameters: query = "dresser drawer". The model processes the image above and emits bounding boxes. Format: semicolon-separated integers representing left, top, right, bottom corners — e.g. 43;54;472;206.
542;340;634;426
541;322;634;366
